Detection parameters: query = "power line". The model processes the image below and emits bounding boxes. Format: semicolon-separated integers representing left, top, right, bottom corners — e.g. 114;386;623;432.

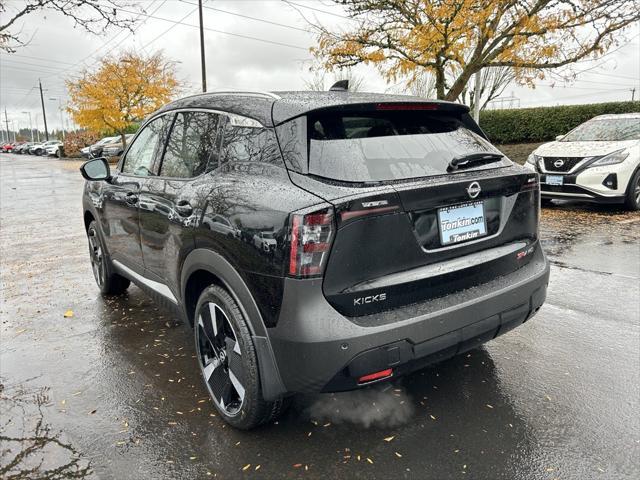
536;83;635;91
40;0;166;80
0;59;65;71
520;88;630;106
141;5;197;50
282;1;353;20
180;0;312;33
2;53;78;66
112;6;308;51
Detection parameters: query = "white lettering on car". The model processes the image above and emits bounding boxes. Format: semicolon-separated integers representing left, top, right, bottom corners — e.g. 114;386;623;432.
353;293;387;306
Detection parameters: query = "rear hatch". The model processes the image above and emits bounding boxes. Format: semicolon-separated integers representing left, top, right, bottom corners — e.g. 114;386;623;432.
275;102;540;317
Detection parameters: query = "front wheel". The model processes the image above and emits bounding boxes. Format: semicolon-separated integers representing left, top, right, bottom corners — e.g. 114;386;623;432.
194;285;288;429
87;221;130;295
624;169;640;211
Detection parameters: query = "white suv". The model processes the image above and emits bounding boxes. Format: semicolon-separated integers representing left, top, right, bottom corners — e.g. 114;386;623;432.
525;113;640;210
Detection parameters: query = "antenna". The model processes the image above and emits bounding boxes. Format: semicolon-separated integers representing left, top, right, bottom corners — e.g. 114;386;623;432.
329;80;349;92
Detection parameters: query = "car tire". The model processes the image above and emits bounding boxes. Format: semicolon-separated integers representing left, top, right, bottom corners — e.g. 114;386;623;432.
624;169;640;211
194;284;288;430
87;221;130;295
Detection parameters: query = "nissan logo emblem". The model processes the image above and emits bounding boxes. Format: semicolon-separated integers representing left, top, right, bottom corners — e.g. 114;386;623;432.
466;181;481;199
554;159;565;168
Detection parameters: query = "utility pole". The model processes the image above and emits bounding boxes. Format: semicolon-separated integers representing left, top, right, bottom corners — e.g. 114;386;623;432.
39;79;49;141
4;108;10;144
631;88;636;102
50;98;65;140
22;111;34;141
198;0;207;92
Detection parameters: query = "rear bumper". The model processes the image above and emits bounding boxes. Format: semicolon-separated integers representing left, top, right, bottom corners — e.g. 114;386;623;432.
268;247;550;394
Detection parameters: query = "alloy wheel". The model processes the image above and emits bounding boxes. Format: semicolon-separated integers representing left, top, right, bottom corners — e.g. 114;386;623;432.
196;302;245;416
87;228;104;287
635;175;640;206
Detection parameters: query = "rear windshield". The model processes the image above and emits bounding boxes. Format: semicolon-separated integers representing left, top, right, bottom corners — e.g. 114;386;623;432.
306;111;504;182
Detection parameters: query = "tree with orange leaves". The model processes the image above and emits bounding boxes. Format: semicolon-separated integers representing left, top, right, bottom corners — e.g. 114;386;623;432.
67;51;180;148
313;0;639;101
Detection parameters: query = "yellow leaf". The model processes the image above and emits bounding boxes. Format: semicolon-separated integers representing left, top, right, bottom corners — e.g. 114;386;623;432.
64;310;74;318
384;436;395;442
242;464;251;471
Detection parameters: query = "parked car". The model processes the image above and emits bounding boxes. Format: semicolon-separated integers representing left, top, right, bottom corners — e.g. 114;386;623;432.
201;214;240;238
79;89;550;429
101;134;134;158
15;142;34;154
87;136;118;158
253;231;277;252
29;140;61;155
45;141;64;157
1;142;15;152
526;113;640;210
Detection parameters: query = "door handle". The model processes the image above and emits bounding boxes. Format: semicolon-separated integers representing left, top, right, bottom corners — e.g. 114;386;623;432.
175;200;193;217
125;192;138;205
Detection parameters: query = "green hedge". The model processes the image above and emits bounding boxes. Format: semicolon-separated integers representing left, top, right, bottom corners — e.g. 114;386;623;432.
480;101;640;144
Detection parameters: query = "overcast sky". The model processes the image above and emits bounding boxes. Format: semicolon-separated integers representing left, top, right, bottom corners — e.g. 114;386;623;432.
1;0;639;134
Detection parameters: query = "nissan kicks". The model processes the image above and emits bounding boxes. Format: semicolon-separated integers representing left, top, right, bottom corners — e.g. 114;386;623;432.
80;89;550;429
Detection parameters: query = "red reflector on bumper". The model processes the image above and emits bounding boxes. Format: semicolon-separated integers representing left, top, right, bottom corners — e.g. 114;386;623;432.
358;368;393;384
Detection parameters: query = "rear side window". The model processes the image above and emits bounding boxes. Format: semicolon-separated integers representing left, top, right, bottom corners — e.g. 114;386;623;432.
306;110;505;182
222;121;283;167
160;111;220;178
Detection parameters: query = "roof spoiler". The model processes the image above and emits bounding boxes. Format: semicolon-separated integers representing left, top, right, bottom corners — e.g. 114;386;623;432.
329;80;349;92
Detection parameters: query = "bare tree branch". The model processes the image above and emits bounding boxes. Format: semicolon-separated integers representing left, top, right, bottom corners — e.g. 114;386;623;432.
0;0;139;53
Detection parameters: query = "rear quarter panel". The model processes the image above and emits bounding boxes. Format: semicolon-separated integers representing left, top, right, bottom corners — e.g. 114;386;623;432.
193;162;324;325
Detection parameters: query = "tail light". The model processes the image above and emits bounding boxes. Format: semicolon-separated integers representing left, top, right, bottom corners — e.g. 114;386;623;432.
288;207;335;277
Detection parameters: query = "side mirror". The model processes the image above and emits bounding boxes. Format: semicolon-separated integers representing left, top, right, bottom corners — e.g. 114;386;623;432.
555;134;565;141
80;157;111;181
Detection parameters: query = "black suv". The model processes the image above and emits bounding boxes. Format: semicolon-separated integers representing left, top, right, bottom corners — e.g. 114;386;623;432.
80;90;550;429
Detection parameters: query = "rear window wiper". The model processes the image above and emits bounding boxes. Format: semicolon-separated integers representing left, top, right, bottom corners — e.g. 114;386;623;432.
447;152;504;172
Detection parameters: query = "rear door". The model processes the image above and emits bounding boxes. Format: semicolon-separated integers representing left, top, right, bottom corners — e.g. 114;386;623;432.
278;105;540;316
138;110;222;291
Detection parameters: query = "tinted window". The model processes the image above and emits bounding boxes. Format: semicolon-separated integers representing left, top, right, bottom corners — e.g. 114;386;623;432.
307;111;505;182
562;118;640;142
160;111;220;178
222;122;282;166
122;117;168;176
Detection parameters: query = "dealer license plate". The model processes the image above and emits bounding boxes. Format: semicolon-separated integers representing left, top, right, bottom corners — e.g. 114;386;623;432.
545;175;563;186
438;201;487;246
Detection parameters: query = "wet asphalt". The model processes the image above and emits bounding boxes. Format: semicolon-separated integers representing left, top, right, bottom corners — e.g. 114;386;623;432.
1;153;638;480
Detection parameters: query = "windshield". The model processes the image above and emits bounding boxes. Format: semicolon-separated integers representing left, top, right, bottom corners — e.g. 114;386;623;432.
307;111;505;182
562;118;640;142
262;232;275;239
